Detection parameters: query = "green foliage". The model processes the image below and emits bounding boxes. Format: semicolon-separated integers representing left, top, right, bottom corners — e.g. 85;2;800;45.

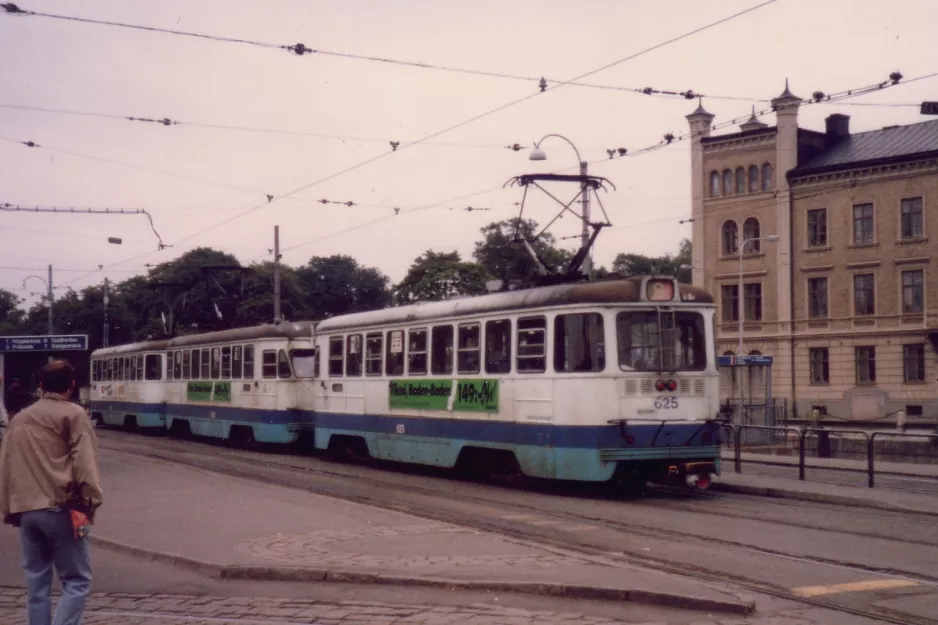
473;218;571;283
610;238;692;283
393;251;491;305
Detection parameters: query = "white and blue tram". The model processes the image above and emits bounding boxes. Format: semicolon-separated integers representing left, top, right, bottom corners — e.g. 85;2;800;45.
310;275;721;488
88;276;721;489
90;322;318;444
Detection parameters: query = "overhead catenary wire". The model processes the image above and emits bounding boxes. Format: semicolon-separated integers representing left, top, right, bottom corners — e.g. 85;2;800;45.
0;3;766;103
0;203;168;248
64;0;779;285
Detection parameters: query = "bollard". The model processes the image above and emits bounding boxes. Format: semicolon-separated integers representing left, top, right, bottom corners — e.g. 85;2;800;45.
896;410;907;432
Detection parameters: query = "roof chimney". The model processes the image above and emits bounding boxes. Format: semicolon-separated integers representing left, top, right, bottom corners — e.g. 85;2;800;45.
825;113;850;138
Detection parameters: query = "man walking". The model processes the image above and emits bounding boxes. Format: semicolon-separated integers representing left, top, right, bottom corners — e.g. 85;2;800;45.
0;360;103;625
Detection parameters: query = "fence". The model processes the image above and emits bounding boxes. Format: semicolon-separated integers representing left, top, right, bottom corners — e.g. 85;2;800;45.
721;424;938;488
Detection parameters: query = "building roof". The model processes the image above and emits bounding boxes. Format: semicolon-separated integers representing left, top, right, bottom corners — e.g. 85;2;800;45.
794;119;938;175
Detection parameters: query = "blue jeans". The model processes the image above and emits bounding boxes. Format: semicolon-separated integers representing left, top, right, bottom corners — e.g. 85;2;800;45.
19;508;92;625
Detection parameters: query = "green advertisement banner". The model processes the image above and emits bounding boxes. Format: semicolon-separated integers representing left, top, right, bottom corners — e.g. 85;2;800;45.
186;381;232;403
388;379;499;413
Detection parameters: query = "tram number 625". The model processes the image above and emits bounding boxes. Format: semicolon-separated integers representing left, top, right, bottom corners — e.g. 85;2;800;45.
654;396;679;409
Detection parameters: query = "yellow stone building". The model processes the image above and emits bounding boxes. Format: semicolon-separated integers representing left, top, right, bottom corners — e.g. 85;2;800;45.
687;85;938;420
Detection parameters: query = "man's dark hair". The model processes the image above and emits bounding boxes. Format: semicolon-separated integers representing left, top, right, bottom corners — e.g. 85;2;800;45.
39;359;76;394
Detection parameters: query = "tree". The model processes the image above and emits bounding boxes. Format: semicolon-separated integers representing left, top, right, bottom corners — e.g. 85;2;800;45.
610;238;693;282
394;251;491;305
236;261;306;325
0;289;25;334
473;218;572;285
295;255;391;320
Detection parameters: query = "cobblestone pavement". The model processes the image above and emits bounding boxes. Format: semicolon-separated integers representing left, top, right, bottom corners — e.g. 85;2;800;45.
0;587;816;625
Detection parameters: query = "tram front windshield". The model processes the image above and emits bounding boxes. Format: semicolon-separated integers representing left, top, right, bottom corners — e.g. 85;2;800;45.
616;310;707;372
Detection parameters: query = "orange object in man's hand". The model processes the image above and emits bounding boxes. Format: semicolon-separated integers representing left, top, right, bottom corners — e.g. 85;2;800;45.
70;510;91;540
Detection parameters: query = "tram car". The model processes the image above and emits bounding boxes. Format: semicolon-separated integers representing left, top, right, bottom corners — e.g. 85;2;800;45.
310;275;721;490
90;322;317;444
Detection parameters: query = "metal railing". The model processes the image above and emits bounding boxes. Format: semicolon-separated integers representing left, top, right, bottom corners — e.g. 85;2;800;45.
721;423;938;488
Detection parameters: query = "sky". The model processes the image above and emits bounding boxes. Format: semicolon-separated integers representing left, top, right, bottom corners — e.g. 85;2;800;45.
2;0;937;311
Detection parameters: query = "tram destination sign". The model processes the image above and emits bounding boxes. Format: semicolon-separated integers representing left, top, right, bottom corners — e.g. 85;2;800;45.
0;334;89;352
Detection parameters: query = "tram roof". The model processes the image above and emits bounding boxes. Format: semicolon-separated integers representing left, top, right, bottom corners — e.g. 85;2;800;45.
317;277;713;332
91;321;317;356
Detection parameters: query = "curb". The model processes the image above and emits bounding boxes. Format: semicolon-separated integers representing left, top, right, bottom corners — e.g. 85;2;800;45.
710;481;938;518
89;536;754;615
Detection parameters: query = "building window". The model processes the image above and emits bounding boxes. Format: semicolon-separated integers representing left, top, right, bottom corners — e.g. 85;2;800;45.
748;165;759;192
761;163;772;191
743;218;760;251
721;285;739;322
902;269;925;313
735;167;746;194
808;277;828;318
903;344;926;382
853;203;874;244
855;346;876;384
744;283;762;321
709;171;721;197
721;220;738;255
900;197;924;239
809;348;829;384
807;209;827;247
722;169;733;196
853;273;875;316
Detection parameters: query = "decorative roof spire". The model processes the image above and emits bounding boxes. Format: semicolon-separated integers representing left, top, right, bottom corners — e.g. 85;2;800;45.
774;78;801;103
740;105;768;132
685;96;714;120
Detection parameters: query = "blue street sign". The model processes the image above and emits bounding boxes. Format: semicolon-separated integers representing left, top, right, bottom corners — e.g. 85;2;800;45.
717;354;773;367
0;335;89;352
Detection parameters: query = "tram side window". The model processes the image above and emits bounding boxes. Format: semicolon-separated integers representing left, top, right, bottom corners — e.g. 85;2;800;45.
232;346;243;379
278;349;292;379
408;329;428;375
91;360;98;382
346;334;363;376
328;337;344;377
182;350;191;379
116;358;123;381
262;350;278;379
517;317;547;373
554;313;605;373
166;352;173;380
136;355;144;381
127;358;135;381
145;355;162;380
211;347;221;379
110;358;117;381
386;330;405;376
200;348;210;379
174;351;183;380
191;350;201;380
457;324;481;374
430;325;454;375
221;346;232;378
244;346;255;379
485;320;512;374
365;333;383;376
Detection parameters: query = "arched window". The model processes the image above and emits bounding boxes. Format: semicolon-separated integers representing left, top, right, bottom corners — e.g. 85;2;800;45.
748;165;759;192
722;220;738;256
735;168;746;194
743;218;761;252
709;171;721;197
723;169;734;196
761;163;773;191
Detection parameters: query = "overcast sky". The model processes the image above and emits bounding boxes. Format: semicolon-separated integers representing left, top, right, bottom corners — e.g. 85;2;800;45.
2;0;937;310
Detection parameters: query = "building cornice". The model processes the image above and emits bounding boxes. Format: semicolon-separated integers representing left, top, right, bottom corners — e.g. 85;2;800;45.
702;133;776;154
790;155;938;187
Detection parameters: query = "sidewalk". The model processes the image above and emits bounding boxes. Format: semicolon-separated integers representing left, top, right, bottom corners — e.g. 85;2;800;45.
721;448;938;478
89;448;754;616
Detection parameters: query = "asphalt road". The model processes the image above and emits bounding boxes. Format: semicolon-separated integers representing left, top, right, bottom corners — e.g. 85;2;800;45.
11;428;938;625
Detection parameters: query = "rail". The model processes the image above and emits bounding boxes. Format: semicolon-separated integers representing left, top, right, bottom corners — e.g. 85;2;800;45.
867;431;938;488
722;424;938;488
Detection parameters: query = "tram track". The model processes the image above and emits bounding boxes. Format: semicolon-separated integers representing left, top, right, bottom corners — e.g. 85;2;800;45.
99;430;938;625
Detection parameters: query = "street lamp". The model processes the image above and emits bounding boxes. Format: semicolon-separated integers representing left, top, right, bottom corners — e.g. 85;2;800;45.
23;268;54;336
528;134;591;276
738;234;779;353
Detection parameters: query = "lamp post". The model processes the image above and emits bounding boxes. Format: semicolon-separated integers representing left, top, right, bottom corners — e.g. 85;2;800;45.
528;134;591;276
23;268;53;335
738;234;779;354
